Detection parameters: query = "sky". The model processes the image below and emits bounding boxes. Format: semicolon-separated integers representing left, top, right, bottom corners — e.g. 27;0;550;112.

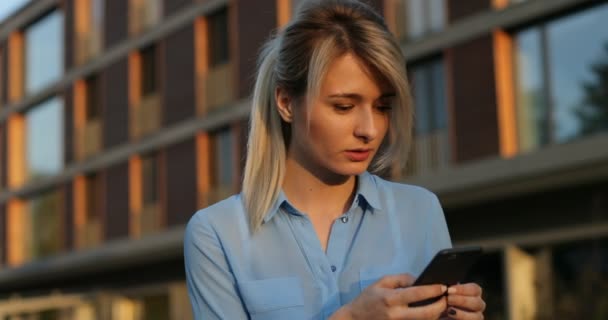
0;0;29;24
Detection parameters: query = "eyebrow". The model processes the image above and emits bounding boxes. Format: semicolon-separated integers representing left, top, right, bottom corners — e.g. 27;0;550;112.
327;92;396;100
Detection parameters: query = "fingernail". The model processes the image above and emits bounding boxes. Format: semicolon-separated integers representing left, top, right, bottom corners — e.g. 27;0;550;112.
441;285;447;293
448;308;457;315
448;287;457;294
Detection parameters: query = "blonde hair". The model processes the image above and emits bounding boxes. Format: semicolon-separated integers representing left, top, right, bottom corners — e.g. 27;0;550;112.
242;0;413;232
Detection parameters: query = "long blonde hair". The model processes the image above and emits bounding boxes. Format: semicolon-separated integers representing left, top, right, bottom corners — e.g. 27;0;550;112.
242;0;413;232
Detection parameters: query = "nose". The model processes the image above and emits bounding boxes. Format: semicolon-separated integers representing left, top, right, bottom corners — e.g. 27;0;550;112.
354;107;379;142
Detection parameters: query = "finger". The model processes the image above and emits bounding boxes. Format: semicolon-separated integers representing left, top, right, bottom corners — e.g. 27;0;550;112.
399;284;447;305
445;307;484;320
401;294;447;319
448;283;483;297
447;294;486;312
376;273;415;289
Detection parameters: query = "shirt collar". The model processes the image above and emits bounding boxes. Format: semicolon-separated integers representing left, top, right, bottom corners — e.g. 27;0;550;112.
262;172;383;224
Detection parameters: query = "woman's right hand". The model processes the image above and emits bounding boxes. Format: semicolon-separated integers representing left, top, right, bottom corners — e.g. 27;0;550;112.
331;274;448;320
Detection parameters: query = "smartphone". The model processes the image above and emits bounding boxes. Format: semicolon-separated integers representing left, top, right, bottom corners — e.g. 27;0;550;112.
408;246;483;307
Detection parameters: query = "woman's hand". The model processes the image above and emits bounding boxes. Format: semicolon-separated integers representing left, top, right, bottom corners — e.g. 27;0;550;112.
332;273;448;320
443;283;486;319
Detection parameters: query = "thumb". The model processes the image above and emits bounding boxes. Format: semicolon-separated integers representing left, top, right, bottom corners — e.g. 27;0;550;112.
375;273;415;289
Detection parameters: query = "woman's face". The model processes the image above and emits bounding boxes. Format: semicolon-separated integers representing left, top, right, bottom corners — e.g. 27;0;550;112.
279;53;394;180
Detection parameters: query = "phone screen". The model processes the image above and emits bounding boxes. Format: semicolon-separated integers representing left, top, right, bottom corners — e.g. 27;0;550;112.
409;246;483;307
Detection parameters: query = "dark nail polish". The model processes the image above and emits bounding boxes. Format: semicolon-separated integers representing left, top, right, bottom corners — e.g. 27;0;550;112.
448;308;457;315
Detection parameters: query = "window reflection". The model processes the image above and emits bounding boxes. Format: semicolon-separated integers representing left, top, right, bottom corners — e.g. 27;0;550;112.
28;189;63;259
25;10;64;95
514;3;608;151
210;127;234;200
26;97;64;180
208;7;229;67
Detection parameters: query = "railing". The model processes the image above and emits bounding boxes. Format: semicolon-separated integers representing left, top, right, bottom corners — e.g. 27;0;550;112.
197;62;234;114
404;129;451;177
130;93;161;139
138;202;161;237
129;0;162;36
75;218;102;249
75;32;101;65
75;119;102;160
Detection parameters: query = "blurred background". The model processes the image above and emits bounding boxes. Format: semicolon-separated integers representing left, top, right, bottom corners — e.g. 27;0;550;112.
0;0;607;319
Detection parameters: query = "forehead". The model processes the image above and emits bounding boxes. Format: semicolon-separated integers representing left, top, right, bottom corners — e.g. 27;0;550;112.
319;53;392;97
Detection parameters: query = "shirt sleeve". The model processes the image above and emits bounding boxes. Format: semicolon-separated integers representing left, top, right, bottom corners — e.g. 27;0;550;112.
184;213;249;320
425;193;453;259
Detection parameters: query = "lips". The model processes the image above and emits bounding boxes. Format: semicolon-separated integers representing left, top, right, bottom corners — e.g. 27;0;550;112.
344;149;372;161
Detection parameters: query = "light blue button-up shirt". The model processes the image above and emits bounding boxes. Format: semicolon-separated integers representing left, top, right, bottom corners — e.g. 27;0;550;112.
184;172;452;320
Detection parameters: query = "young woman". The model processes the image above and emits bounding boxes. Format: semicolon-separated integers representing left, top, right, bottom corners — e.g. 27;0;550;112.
184;1;486;319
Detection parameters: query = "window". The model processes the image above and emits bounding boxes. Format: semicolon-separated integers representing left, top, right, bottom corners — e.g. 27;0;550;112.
75;173;102;248
24;10;64;95
26;97;64;180
140;45;157;97
207;8;229;67
26;190;63;260
85;75;101;121
389;0;445;40
142;153;158;206
211;127;234;191
514;3;608;152
142;294;170;320
85;173;101;225
74;0;104;64
407;57;449;175
129;0;162;35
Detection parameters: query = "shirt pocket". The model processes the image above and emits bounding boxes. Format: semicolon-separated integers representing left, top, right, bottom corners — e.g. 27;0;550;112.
239;276;306;320
359;263;410;292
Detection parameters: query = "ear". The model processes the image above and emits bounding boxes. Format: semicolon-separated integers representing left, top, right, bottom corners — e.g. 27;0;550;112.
275;87;293;123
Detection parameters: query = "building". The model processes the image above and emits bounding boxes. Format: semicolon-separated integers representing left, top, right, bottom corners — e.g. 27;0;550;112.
0;0;606;319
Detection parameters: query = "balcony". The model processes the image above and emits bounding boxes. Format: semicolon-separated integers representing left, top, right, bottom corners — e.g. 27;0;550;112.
138;202;162;237
405;129;451;177
75;32;101;65
129;0;161;36
197;62;235;115
130;93;161;139
75;119;102;161
75;218;102;250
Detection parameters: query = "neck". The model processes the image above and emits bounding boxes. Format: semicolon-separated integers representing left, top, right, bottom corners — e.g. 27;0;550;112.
282;156;357;219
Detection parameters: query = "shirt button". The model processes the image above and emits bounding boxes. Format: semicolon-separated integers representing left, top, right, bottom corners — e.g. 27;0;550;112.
340;216;348;223
331;265;337;272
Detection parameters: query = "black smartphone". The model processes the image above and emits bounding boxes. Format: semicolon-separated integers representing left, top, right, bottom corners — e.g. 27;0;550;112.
408;246;483;307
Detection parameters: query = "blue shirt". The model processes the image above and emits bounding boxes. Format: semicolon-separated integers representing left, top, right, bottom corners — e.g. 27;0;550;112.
184;172;452;320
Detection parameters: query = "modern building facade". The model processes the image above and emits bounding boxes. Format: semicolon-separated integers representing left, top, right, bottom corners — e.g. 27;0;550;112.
0;0;606;319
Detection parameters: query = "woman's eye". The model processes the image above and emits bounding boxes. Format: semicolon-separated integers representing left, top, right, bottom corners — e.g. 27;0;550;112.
376;105;393;113
334;104;354;111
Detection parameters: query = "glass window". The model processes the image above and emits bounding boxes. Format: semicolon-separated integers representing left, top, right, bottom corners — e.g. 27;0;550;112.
85;173;100;221
553;238;608;318
141;45;157;97
410;58;448;135
514;3;608;150
25;10;64;95
85;75;100;121
142;294;170;320
28;188;63;259
142;153;158;206
208;8;229;67
211;127;234;189
26;97;64;180
403;0;445;39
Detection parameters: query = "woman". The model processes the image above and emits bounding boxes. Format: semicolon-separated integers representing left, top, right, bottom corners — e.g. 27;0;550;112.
184;1;486;319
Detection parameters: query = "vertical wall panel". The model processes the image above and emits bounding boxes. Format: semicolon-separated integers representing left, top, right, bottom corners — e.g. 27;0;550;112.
105;0;128;48
235;0;276;99
163;0;193;17
103;59;129;148
64;88;74;164
64;0;75;69
163;25;196;126
63;183;74;249
104;162;130;240
448;0;491;23
0;204;5;265
1;43;6;106
165;138;197;226
449;35;500;163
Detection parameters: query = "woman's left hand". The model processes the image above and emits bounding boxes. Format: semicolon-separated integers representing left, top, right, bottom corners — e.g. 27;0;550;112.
443;283;486;319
